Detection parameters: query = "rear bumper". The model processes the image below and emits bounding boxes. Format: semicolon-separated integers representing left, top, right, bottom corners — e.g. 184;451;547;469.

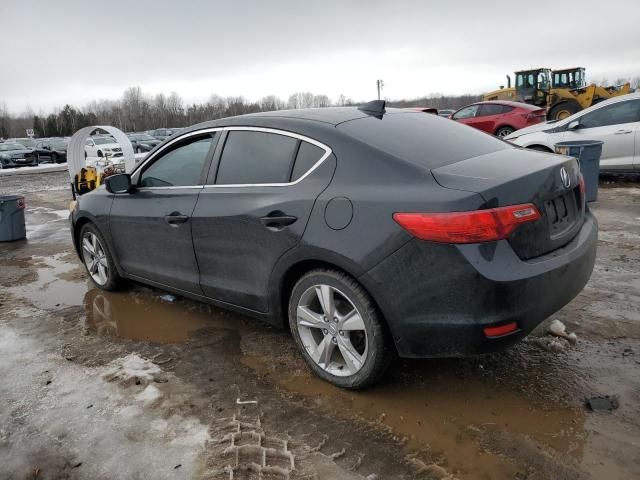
360;212;598;358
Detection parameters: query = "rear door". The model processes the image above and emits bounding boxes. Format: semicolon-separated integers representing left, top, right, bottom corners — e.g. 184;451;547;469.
109;132;218;293
192;127;335;312
566;98;640;171
472;104;505;133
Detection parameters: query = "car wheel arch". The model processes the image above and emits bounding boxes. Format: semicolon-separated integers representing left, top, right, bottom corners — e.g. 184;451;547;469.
526;144;554;153
73;216;125;276
272;256;396;353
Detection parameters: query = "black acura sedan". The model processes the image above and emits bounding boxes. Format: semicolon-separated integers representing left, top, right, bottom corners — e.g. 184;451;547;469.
70;101;597;388
35;138;68;163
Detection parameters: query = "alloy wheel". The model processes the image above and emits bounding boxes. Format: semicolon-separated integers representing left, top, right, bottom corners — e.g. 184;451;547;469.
82;232;109;286
296;284;368;377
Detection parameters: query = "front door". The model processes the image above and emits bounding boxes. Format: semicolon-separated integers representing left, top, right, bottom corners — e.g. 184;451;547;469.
566;99;640;171
109;133;218;293
192;128;335;312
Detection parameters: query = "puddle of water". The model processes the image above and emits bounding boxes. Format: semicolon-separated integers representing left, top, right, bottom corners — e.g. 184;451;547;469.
7;254;87;309
242;354;586;479
83;289;216;344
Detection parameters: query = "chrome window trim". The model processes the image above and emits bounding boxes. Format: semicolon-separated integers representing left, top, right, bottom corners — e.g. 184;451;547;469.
205;126;332;188
132;126;332;190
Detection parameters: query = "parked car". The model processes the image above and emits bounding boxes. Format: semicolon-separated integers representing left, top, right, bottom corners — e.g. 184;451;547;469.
438;109;455;118
150;128;182;141
404;107;439;115
35;138;68;163
0;142;38;168
5;137;37;149
70;103;597;388
128;133;161;153
84;136;123;158
506;92;640;172
451;101;546;137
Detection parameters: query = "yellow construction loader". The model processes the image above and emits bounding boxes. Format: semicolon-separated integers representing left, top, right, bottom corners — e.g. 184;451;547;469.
483;67;631;120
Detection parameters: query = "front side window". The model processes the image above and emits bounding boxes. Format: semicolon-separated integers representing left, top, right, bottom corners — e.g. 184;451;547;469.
579;100;640;129
139;134;214;187
215;131;298;185
452;105;479;120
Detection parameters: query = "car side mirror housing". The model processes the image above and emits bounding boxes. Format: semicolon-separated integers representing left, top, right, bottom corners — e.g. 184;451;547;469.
105;173;132;194
567;120;581;130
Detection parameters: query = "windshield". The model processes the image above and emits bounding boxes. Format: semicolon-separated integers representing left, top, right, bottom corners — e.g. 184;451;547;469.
93;137;117;145
133;134;156;141
0;143;25;151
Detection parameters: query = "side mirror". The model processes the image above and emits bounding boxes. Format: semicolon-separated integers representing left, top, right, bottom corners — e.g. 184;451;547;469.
104;174;132;194
567;120;581;131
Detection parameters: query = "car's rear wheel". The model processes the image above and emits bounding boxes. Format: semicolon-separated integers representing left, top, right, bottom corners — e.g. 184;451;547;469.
80;223;124;291
288;269;391;389
51;153;58;163
495;126;515;138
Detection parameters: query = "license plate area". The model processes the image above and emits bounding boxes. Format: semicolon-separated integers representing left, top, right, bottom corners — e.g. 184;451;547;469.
545;192;577;239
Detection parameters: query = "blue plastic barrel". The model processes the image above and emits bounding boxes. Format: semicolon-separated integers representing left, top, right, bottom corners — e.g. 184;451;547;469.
0;195;26;241
554;140;603;202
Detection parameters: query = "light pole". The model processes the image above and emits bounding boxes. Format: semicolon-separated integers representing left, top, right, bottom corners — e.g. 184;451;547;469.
376;79;384;100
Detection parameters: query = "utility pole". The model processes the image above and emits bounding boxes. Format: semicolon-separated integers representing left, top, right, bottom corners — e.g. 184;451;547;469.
376;79;384;100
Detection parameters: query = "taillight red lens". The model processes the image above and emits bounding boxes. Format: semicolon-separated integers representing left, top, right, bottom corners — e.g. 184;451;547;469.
579;174;585;197
393;204;541;244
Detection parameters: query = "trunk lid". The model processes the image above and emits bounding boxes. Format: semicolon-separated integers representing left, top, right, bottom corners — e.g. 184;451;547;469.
431;149;584;259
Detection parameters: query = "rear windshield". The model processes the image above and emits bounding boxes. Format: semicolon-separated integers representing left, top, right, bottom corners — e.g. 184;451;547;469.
338;111;511;169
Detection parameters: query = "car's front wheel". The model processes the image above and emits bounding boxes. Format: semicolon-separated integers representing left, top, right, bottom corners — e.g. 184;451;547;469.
289;269;392;389
80;223;124;291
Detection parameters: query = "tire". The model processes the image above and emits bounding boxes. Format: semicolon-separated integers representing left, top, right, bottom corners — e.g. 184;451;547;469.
84;151;87;158
288;269;392;389
79;223;125;291
495;126;515;138
548;101;581;121
136;146;142;154
97;150;103;158
527;145;553;152
51;153;58;163
35;153;40;163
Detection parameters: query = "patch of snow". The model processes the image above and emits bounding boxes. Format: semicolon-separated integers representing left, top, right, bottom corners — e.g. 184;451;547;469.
136;384;162;404
0;163;67;176
105;353;162;382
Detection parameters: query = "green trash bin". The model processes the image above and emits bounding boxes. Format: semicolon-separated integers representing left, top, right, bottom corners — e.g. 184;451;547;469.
554;140;603;202
0;195;26;241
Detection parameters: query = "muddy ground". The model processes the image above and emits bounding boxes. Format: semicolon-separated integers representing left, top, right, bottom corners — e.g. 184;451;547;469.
0;170;639;480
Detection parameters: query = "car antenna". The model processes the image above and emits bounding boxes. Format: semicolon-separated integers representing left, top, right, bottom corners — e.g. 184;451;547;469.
358;100;386;118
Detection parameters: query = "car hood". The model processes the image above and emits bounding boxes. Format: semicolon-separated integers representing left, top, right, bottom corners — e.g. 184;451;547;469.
0;149;33;156
92;143;120;149
505;120;562;139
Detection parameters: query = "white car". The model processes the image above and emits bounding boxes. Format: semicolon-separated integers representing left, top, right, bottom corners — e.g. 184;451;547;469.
84;136;123;159
505;92;640;172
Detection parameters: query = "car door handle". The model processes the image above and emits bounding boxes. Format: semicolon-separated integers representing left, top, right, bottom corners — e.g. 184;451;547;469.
614;129;632;134
260;212;297;230
164;212;190;226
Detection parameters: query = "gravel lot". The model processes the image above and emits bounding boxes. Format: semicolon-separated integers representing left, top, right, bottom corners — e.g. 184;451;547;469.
1;171;639;480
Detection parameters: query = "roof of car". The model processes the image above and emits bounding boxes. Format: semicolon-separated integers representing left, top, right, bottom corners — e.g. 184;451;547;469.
186;106;420;132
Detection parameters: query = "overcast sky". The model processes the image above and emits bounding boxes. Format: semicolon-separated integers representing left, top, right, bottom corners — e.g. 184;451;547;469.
1;0;639;113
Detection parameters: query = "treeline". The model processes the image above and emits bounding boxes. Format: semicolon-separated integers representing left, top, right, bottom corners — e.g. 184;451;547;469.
1;86;481;139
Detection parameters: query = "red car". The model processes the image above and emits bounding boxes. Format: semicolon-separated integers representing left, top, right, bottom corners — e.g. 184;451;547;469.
450;100;546;138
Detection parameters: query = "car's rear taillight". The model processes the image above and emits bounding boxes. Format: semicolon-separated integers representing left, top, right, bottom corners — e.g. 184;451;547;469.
579;174;585;196
393;204;541;244
525;110;546;120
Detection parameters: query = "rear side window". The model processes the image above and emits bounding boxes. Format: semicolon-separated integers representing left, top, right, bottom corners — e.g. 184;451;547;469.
339;112;511;170
139;135;214;187
215;131;298;185
291;141;325;181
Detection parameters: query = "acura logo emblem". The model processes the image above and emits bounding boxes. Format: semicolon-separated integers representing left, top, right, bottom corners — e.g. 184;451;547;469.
560;167;571;189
